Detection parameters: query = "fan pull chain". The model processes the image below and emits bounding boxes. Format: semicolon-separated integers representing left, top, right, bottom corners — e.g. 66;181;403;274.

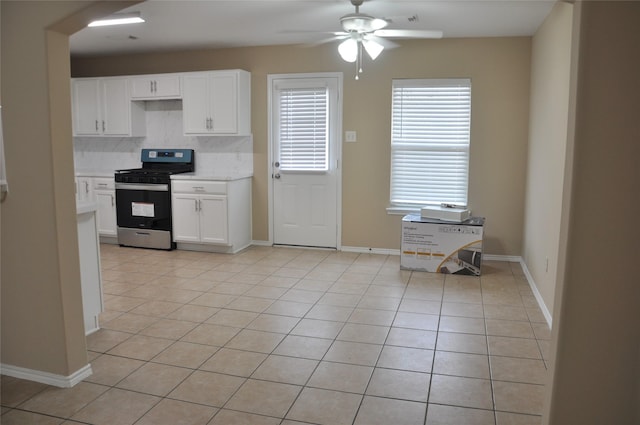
355;41;363;80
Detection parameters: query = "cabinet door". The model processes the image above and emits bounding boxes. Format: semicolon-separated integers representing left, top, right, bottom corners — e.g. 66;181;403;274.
130;75;181;99
101;78;130;136
199;195;228;244
130;77;155;99
210;73;238;134
153;75;181;98
72;79;101;136
94;190;117;236
182;73;212;134
76;177;93;202
172;194;201;242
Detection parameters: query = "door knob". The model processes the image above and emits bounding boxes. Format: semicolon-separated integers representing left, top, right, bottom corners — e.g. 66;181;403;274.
274;173;281;179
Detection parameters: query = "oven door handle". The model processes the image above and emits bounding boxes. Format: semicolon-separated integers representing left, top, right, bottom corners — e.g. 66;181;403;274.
115;183;169;191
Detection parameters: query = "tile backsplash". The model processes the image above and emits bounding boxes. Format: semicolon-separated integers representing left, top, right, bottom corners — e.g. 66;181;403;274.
73;100;253;176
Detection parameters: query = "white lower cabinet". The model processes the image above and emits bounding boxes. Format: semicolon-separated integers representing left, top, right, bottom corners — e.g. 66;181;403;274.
93;178;117;237
76;177;93;202
171;178;251;253
75;176;117;238
172;193;228;244
76;204;103;335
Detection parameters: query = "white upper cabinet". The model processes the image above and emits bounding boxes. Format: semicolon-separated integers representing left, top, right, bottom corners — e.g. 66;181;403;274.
182;70;251;136
72;77;145;137
130;74;181;100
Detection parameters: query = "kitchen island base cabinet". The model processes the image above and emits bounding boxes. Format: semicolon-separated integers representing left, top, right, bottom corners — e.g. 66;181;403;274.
172;178;251;254
76;204;104;335
93;178;117;238
75;175;118;243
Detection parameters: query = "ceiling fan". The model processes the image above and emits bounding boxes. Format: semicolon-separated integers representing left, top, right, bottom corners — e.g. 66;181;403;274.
334;0;443;79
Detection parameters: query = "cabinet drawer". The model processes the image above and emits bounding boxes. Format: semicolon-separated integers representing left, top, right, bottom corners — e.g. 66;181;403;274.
172;180;227;195
93;178;115;190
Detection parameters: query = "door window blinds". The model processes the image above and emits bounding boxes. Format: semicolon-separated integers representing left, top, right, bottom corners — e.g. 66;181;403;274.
277;86;329;171
390;79;471;207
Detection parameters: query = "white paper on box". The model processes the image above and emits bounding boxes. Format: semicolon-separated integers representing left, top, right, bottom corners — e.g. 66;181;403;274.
131;202;154;217
420;205;471;222
401;214;484;276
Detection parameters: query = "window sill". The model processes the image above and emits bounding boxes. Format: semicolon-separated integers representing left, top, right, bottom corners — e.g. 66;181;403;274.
386;206;420;216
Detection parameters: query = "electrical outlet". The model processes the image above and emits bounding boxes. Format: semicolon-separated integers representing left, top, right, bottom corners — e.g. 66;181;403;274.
345;131;357;142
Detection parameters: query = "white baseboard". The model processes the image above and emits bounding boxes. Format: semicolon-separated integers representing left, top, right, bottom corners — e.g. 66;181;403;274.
251;240;273;247
1;363;93;388
519;259;553;328
483;254;522;262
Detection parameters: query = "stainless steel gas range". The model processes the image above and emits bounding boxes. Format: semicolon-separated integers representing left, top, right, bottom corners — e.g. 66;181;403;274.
114;149;194;250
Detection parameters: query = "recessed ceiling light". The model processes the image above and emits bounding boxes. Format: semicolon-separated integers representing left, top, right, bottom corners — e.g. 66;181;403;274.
88;12;145;28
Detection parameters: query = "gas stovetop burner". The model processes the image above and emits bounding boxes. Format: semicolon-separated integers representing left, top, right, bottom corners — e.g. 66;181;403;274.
115;149;194;184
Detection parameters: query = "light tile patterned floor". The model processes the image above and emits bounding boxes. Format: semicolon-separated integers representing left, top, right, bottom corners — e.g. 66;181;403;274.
1;245;550;424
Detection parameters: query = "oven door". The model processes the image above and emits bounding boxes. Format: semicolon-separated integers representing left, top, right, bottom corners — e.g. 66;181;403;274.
115;183;173;249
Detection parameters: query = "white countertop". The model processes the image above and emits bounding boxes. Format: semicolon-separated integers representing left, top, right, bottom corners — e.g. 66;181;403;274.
75;170;115;178
76;170;252;181
76;201;98;215
170;173;253;181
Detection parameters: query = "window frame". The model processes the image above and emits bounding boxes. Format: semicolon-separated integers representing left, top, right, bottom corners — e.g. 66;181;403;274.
388;78;472;214
273;80;332;173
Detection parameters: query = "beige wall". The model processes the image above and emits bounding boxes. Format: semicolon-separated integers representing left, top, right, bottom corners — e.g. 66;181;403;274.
544;1;640;423
72;37;531;255
523;2;573;318
0;0;138;378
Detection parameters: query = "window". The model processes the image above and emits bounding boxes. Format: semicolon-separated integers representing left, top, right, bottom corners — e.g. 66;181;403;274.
275;84;329;172
389;79;471;210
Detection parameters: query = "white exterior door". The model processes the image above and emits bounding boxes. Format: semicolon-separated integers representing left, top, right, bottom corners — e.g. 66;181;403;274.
270;74;342;249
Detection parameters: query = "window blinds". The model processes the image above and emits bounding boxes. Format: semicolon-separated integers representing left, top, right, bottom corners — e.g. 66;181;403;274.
390;79;471;207
277;86;329;171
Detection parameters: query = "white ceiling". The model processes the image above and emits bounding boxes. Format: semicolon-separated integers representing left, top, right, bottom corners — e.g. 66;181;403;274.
70;0;555;57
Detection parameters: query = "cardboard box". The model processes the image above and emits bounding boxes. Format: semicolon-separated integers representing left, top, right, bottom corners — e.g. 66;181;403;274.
401;214;485;275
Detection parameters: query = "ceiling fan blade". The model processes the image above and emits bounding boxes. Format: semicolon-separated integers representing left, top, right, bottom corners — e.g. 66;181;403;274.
366;34;399;50
305;35;347;47
374;29;443;39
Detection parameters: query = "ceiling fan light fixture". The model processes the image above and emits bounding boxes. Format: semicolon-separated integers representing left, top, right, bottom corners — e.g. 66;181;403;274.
363;39;384;60
371;18;388;31
88;12;145;27
338;38;358;62
340;14;388;33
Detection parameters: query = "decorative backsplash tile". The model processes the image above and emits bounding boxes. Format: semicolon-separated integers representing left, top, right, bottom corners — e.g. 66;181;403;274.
73;100;253;176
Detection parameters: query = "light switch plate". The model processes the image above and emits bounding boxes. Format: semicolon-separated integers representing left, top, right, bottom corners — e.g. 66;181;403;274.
345;131;357;142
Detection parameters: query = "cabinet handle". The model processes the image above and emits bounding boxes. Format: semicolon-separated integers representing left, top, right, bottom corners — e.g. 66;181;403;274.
110;194;114;207
95;120;98;131
193;186;205;191
153;81;157;93
198;200;201;211
84;181;89;193
150;80;153;93
102;120;105;132
194;199;198;212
